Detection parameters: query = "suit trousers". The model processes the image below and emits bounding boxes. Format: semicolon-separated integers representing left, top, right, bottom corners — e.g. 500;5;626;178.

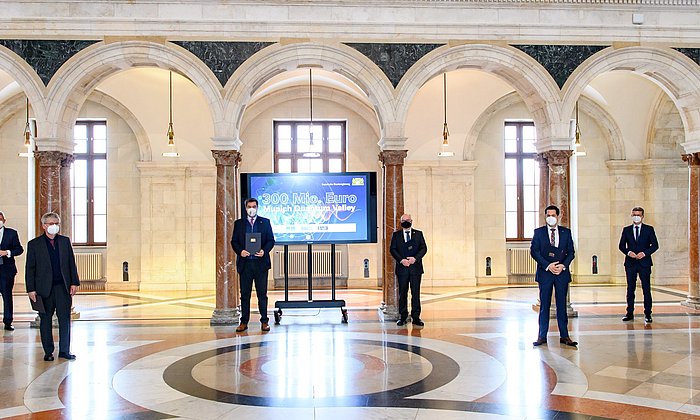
625;265;652;316
397;269;422;321
239;259;269;324
0;271;15;325
537;274;570;339
39;284;72;355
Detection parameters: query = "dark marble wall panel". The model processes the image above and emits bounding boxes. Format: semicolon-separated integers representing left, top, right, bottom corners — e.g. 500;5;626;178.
514;45;608;89
0;40;98;86
172;41;273;87
675;48;700;65
346;43;442;88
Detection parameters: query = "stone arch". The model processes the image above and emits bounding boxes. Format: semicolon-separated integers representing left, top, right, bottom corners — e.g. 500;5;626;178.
562;46;700;152
463;92;522;161
42;40;224;151
577;95;625;160
222;42;394;145
396;43;564;147
0;45;47;120
240;85;380;140
646;93;685;160
87;90;153;161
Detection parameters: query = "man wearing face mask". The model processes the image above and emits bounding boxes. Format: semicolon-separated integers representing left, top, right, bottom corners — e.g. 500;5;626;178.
530;205;577;347
0;211;24;331
231;198;275;332
25;212;80;361
390;214;428;326
619;207;659;323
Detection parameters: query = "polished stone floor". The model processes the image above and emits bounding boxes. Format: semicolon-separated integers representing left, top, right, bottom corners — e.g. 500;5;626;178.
1;284;700;419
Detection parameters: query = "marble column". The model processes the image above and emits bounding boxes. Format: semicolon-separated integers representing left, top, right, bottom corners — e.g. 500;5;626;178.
682;153;700;309
533;149;577;318
34;151;69;225
60;154;75;240
543;150;573;226
536;153;550;225
378;150;407;321
210;150;242;325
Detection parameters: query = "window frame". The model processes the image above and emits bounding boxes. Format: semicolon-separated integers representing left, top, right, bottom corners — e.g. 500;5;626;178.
504;121;539;242
72;120;107;246
273;120;347;173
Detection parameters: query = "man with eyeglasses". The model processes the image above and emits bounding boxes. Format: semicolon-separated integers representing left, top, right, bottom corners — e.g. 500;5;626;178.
25;212;80;361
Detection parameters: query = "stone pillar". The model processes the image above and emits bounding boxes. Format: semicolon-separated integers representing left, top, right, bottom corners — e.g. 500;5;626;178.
60;154;74;239
34;151;69;226
379;150;407;321
543;150;573;226
533;149;577;318
682;152;700;309
536;153;550;225
210;150;242;325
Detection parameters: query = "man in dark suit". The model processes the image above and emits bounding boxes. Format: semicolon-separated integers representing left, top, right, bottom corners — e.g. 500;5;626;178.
531;205;577;347
619;206;659;323
231;198;275;332
390;214;428;327
0;211;24;331
25;212;80;361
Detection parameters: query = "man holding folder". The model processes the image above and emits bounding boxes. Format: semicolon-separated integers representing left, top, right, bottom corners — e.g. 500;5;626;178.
231;198;275;332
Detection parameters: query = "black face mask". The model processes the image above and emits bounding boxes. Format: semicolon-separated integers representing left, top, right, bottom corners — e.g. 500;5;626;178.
401;221;412;229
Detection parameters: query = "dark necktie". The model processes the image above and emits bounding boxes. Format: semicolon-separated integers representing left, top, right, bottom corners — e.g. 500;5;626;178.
635;225;639;242
49;238;55;248
405;231;410;242
249;217;255;229
550;228;556;246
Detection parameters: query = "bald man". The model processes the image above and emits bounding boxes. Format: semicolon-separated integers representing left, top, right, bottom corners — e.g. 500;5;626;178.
390;214;428;326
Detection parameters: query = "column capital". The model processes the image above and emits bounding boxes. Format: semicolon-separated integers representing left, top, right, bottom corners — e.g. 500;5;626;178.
683;152;700;167
34;137;74;154
60;154;75;167
540;150;572;166
34;151;72;167
378;136;407;150
212;150;242;166
211;136;242;150
379;150;407;166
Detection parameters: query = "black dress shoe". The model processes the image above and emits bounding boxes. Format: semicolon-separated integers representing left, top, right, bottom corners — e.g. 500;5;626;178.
560;337;578;347
645;316;652;323
58;352;76;360
396;319;407;326
412;319;425;327
622;314;634;322
44;354;54;361
533;337;547;346
4;324;14;331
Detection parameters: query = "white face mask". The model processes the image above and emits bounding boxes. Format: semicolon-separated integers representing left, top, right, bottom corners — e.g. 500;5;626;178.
546;216;557;226
631;215;642;224
246;207;257;218
46;224;60;235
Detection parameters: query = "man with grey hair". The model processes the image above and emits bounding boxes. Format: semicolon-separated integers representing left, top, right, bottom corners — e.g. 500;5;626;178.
25;212;80;361
0;211;24;331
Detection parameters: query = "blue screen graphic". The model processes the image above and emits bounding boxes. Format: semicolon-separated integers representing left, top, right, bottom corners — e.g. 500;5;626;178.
243;172;377;244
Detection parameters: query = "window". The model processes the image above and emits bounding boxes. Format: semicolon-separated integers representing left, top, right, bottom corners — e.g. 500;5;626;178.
71;120;107;245
274;121;346;173
504;121;539;241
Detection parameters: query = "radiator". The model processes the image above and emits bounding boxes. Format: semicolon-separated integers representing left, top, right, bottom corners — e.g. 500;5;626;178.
275;249;344;279
507;248;537;284
75;252;104;281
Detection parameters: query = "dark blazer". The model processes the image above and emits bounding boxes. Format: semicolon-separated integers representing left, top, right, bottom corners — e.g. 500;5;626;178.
231;216;275;273
0;227;24;276
530;225;575;283
25;234;80;297
619;223;659;269
390;229;428;275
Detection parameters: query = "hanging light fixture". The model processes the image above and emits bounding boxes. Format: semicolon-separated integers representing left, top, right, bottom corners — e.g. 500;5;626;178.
303;68;320;158
438;72;454;157
574;99;586;157
23;97;32;148
163;71;180;157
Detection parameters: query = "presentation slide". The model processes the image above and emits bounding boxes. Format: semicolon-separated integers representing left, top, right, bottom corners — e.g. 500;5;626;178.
241;172;377;244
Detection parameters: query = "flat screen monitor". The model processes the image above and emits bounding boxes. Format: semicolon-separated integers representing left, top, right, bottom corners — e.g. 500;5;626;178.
240;172;378;244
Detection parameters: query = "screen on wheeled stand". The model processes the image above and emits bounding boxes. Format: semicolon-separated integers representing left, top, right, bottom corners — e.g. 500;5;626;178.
240;172;378;244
